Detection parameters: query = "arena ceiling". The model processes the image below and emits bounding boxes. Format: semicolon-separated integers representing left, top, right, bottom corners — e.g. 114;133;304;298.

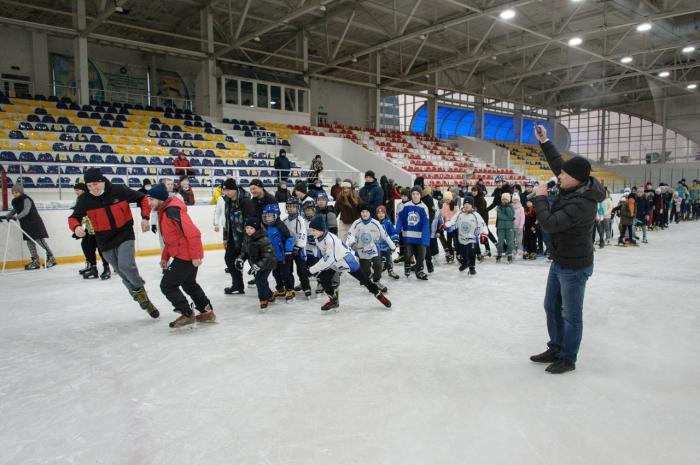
1;0;699;140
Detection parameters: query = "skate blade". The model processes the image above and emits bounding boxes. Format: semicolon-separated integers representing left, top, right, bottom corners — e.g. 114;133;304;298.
169;322;196;331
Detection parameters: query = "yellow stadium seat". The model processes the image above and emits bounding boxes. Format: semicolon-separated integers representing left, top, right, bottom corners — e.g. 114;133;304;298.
115;145;129;155
35;142;51;151
2;120;16;129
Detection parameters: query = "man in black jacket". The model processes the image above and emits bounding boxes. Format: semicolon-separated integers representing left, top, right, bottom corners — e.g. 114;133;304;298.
222;178;256;294
529;126;604;374
273;149;291;183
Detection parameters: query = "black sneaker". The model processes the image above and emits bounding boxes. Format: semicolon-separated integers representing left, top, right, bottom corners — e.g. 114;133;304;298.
530;348;559;363
546;358;576;374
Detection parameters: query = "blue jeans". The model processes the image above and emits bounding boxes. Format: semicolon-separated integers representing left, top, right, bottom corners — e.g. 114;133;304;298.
544;262;593;363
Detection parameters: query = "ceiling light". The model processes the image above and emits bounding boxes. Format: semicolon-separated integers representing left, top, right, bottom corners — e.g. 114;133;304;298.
682;45;695;53
319;5;327;12
254;36;261;42
636;22;652;32
492;56;498;60
688;83;697;90
419;34;426;40
658;71;670;78
620;56;633;63
499;9;516;20
351;56;358;63
568;37;582;46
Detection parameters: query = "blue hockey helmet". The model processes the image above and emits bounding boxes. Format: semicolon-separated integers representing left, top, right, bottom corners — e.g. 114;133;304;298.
494;175;505;183
262;203;280;224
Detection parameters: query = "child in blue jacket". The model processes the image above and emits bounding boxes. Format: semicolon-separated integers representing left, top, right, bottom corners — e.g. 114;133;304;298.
396;186;430;280
375;205;400;280
262;203;296;302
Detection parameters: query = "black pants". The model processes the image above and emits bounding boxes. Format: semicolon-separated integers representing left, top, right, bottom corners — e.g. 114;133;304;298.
458;243;476;268
618;224;635;243
380;249;393;271
524;228;538;254
255;269;272;300
81;234;109;270
224;242;243;291
483;227;498;253
318;268;379;296
439;230;458;255
404;243;426;272
360;256;382;282
272;259;293;291
290;253;311;291
160;258;211;316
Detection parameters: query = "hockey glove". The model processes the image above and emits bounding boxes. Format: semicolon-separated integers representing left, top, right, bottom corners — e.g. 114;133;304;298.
234;258;245;271
151;225;158;234
248;264;260;276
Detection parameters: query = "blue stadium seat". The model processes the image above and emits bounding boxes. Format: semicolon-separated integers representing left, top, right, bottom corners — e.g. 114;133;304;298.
158;140;170;147
19;152;36;162
135;156;148;165
102;113;114;121
105;155;119;164
216;142;226;149
194;134;204;141
38;153;54;162
99;120;111;127
192;149;203;157
9;130;24;139
163;157;173;165
57;117;71;125
90;135;104;143
66;125;79;133
81;126;94;134
247;159;256;167
244;131;253;137
90;112;101;119
214;169;226;177
110;177;125;185
59;177;73;187
112;121;124;128
82;105;94;112
204;150;215;157
115;167;127;175
36;123;50;131
128;178;141;188
182;133;193;140
160;124;171;131
73;154;88;163
37;177;54;188
100;166;114;175
160;131;170;139
34;107;47;116
26;114;40;123
189;178;200;187
263;179;273;187
161;168;174;176
189;158;201;166
149;156;161;165
115;114;126;122
213;159;224;167
172;125;182;132
18;122;32;130
201;158;213;166
46;166;59;174
170;140;181;147
171;132;181;139
27;165;45;174
77;111;89;118
100;145;114;153
19;176;35;188
85;144;99;153
89;154;104;164
150;123;160;130
239;178;250;187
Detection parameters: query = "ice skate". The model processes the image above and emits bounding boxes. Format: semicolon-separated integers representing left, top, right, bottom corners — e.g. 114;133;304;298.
273;289;287;299
468;267;477;276
426;261;434;273
294;285;302;292
373;279;388;293
304;289;312;299
387;269;400;280
507;255;513;263
45;256;56;268
259;299;270;312
477;254;484;263
496;255;502;263
393;254;404;264
78;262;91;275
459;263;467;272
445;253;454;263
375;292;392;308
82;265;98;279
315;282;325;295
415;270;429;280
100;269;111;280
169;313;195;328
321;290;339;312
133;288;160;318
195;303;216;323
24;259;40;270
247;278;257;288
642;239;648;244
404;265;411;278
285;290;296;303
224;286;244;295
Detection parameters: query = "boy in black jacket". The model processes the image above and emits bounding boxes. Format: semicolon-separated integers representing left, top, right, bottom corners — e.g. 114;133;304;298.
236;217;277;311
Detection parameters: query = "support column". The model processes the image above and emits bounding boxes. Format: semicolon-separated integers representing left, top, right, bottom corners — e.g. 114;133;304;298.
73;0;89;106
598;110;606;163
375;52;381;129
297;29;309;82
196;6;217;115
547;109;558;149
513;105;523;144
149;55;158;107
31;32;50;97
474;99;483;140
426;72;438;137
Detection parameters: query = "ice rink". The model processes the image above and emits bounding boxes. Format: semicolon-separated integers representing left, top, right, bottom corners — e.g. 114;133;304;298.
1;224;699;465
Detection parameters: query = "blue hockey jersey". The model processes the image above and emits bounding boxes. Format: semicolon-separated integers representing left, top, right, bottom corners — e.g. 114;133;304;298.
396;201;430;247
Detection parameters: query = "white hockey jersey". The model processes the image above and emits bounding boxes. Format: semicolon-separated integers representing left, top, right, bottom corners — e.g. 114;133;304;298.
346;218;396;259
447;210;485;245
284;214;308;251
308;231;360;274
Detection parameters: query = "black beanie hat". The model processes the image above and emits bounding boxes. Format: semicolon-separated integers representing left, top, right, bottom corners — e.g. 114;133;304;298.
365;170;375;179
249;179;264;189
147;183;169;201
561;157;591;183
294;181;308;194
223;178;237;190
245;216;261;230
84;167;106;183
411;186;422;195
308;215;326;231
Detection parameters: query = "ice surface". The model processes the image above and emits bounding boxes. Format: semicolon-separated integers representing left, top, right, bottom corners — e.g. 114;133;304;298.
1;225;699;465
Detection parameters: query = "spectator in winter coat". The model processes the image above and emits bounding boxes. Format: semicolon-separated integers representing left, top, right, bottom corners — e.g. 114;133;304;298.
496;193;515;261
523;200;539;259
310;155;324;178
602;188;613;244
593;201;606;248
69;167;159;318
315;192;338;235
147;183;214;328
221;178;256;294
137;178;152;195
236;217;278;310
617;197;636;245
670;191;682;224
335;180;362;241
173;151;193;177
530;125;605;373
293;181;316;208
275;180;291;203
2;184;55;270
511;195;525;256
308;178;326;198
249;179;277;220
178;176;195;206
360;170;385;217
274;149;291;182
330;178;343;201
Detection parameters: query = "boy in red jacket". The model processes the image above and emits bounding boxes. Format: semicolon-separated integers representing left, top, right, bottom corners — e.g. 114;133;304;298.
147;183;214;328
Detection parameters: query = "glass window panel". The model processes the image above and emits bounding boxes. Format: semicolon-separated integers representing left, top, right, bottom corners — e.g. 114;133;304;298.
256;83;268;108
270;86;281;110
284;87;296;111
298;90;306;112
225;78;238;105
241;81;253;107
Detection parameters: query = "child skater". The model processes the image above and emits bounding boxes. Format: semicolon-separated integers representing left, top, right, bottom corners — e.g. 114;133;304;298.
235;217;277;311
496;192;515;263
261;203;296;302
393;187;411;264
396;186;431;280
523;199;540;260
315;192;338;234
511;195;525;258
284;198;312;299
375;205;400;280
307;216;392;311
346;204;397;293
447;197;484;275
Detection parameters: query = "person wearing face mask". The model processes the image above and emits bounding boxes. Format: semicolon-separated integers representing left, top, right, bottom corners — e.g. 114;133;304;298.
308;177;326;198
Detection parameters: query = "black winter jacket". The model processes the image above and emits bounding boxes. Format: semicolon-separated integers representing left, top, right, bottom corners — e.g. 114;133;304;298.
239;228;277;271
533;141;605;268
223;188;256;247
9;194;48;241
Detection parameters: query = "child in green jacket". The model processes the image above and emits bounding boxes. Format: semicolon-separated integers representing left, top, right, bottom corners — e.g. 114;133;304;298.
496;192;515;262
